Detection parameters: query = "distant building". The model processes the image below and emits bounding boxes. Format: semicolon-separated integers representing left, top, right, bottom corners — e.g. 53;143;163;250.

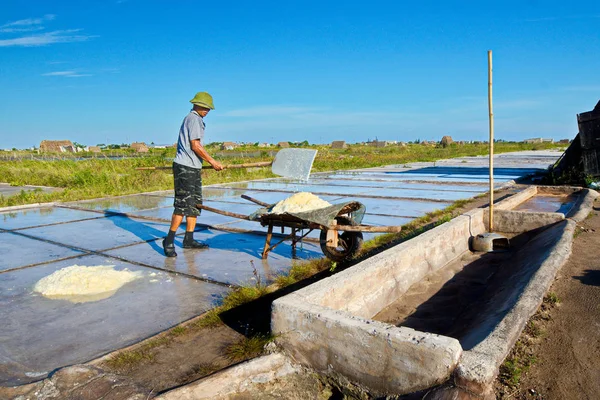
440;135;454;147
130;142;149;153
331;140;347;149
149;144;172;149
88;146;102;153
221;141;239;150
39;140;76;153
258;142;271;148
524;138;554;144
368;140;390;147
558;139;570;144
277;141;290;148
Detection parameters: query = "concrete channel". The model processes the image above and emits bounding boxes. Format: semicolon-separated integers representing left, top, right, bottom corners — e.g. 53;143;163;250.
0;150;562;388
161;186;597;400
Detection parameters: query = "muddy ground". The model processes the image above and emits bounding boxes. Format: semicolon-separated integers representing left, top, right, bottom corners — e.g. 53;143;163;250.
495;197;600;399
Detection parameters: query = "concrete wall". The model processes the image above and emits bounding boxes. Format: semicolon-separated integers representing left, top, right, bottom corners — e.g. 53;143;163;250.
454;219;577;398
158;354;301;400
271;185;596;397
492;210;565;233
273;294;462;396
295;208;486;319
272;208;486;395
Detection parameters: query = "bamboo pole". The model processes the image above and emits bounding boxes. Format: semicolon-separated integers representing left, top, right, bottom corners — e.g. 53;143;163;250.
135;161;272;171
488;50;494;232
196;204;251;220
328;224;402;233
241;194;271;207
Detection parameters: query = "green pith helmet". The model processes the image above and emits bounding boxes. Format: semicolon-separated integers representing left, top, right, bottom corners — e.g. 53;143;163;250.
189;91;215;110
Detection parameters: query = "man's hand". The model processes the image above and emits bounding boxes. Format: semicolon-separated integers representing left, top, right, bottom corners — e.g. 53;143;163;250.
212;161;224;171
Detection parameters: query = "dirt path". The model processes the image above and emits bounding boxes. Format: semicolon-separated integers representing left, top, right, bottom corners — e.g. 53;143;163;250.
496;199;600;399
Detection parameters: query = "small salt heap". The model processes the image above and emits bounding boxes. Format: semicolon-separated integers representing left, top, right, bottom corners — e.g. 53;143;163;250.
33;265;142;303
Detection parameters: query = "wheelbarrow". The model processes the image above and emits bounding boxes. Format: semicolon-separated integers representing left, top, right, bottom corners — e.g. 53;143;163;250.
197;194;401;262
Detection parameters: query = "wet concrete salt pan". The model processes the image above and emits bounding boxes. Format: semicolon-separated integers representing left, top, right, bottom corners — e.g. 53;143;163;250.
0;232;85;272
206;189;341;207
218;181;480;201
67;194;173;213
131;202;261;226
306;178;488;192
0;254;229;386
22;215;170;251
0;206;101;230
219;181;376;196
326;196;451;217
106;229;322;285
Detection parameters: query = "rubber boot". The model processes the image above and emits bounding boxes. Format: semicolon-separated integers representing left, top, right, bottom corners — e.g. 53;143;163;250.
183;231;209;249
163;230;177;257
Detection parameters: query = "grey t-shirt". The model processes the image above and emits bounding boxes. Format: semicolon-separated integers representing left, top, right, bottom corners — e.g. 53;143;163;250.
174;110;204;169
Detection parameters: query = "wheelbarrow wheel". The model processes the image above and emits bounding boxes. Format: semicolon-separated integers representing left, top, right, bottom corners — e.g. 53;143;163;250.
320;217;363;262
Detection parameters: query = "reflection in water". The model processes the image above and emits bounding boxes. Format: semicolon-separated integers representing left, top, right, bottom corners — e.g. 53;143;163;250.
514;194;577;214
76;195;170;212
1;207;56;222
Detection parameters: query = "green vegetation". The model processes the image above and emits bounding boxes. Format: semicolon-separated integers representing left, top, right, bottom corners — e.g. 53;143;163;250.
500;351;537;387
190;362;220;377
499;289;562;391
0;142;562;207
224;334;274;362
274;258;331;288
544;292;561;305
105;335;170;370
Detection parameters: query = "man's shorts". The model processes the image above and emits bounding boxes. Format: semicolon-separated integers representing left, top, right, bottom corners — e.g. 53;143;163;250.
173;162;202;217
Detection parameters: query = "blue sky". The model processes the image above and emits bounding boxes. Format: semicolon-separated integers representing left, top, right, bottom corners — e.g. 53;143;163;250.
1;1;599;149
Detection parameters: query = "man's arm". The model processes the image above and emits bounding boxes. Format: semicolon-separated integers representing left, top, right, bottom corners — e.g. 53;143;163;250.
190;140;224;171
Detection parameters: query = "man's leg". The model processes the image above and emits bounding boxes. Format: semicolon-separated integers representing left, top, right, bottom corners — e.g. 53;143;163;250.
185;216;197;232
182;215;208;249
182;173;208;249
164;162;189;257
163;213;183;257
171;214;185;231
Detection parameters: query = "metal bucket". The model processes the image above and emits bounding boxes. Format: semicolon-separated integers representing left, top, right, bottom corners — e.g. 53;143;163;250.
471;232;510;252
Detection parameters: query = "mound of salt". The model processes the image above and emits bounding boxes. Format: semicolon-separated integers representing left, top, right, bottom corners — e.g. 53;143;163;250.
33;265;142;302
270;192;332;214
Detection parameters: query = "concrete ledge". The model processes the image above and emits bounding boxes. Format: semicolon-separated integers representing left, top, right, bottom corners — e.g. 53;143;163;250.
567;188;599;222
157;353;301;400
494;186;537;210
273;295;462;396
491;209;565;233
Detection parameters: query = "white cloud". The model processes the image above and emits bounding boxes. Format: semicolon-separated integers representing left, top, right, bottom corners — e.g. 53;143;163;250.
42;70;92;78
0;26;44;33
0;15;95;48
0;14;55;28
0;29;96;47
